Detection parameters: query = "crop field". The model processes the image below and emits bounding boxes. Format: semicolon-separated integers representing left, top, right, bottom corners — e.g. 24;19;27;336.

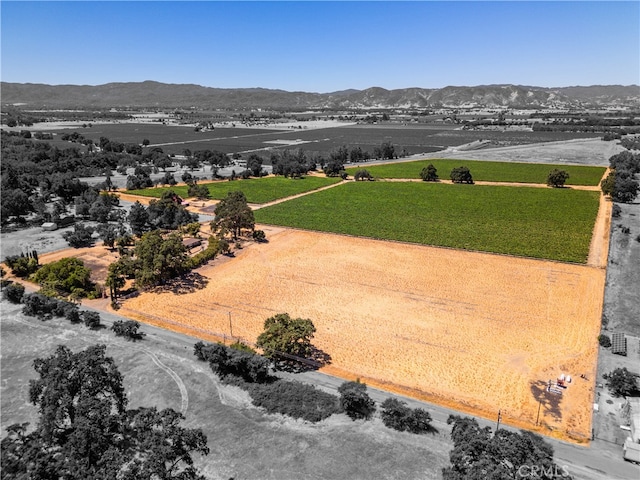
121;229;604;442
254;182;600;263
127;175;342;204
48;122;601;156
345;159;606;186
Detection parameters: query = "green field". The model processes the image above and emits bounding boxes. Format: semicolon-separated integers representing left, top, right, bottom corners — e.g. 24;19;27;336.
127;175;342;204
255;182;600;263
345;159;606;186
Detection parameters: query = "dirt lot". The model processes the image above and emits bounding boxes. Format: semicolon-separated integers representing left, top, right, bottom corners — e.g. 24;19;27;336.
119;227;604;442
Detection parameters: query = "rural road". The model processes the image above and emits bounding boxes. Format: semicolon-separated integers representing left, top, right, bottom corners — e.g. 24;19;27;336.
13;279;638;480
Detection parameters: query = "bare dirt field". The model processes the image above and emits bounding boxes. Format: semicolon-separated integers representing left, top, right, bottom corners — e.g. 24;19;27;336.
120;227;605;442
373;138;624;167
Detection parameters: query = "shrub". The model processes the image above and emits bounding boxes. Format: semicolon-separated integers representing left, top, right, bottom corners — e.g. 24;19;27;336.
598;334;611;348
4;255;39;277
450;166;474;184
354;169;373;181
547;169;570;188
381;398;435;434
603;367;639;397
338;380;376;420
229;341;257;354
82;310;101;329
252;230;267;242
111;320;145;340
420;164;438;182
611;204;621;218
248;380;340;422
3;282;25;304
21;293;69;319
195;342;269;383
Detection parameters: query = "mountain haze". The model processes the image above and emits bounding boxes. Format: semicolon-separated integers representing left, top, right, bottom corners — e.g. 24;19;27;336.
2;81;638;109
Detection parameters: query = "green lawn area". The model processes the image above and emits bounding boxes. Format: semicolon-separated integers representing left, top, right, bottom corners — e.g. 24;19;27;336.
345;159;606;186
127;176;342;204
255;182;600;263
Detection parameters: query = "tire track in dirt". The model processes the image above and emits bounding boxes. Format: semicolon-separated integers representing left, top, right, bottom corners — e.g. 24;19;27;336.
2;308;190;416
139;348;189;415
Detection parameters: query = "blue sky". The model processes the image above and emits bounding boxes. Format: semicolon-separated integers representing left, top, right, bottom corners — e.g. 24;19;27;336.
2;1;638;92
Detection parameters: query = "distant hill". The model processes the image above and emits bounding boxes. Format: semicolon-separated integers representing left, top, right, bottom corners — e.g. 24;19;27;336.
2;81;638;109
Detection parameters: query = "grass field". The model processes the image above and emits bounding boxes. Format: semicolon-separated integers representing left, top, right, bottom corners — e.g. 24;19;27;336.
254;182;600;263
1;301;451;479
127;175;342;204
345;159;606;186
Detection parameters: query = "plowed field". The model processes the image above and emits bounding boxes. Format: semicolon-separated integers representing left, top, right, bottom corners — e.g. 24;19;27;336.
121;227;604;442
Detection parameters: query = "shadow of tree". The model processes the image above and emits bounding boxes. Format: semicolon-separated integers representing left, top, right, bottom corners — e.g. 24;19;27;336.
530;379;563;422
149;272;209;295
273;345;332;373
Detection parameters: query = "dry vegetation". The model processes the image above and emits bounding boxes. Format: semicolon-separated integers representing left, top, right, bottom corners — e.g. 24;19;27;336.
120;227;604;442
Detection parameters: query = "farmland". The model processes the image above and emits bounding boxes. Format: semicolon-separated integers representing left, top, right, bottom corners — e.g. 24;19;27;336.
345;159;606;186
128;175;342;204
254;182;600;263
120;228;604;443
46;122;602;156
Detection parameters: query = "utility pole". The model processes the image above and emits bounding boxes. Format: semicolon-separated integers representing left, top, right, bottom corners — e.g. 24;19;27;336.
536;399;542;425
228;311;233;338
496;409;502;433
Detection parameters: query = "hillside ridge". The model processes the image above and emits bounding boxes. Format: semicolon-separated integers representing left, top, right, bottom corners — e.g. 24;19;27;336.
2;81;638;109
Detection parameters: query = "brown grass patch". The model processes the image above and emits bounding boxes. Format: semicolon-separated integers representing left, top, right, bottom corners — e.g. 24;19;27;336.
121;228;603;443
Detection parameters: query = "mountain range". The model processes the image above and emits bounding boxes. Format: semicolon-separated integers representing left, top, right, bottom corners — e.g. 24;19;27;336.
2;81;639;110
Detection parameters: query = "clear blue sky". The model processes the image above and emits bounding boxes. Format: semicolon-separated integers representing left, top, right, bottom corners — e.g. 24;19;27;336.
2;1;638;92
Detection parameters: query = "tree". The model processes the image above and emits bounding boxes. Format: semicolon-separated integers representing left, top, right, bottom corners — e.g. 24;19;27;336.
82;310;102;329
3;282;25;304
133;230;189;287
379;142;396;159
1;344;209;479
142;138;150;146
420;164;439;182
338;380;376;420
147;190;198;230
111;320;146;341
105;260;127;300
450;166;474;184
613;177;640;203
246;154;264;177
97;223;118;249
188;183;210;200
381;398;434;434
603;367;639;397
600;171;615;197
601;170;639;203
443;415;566;480
0;188;33;220
213;190;255;239
32;257;93;298
256;312;316;360
128;201;150;236
547;169;570;188
354;169;373;181
323;160;345;177
62;223;95;248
